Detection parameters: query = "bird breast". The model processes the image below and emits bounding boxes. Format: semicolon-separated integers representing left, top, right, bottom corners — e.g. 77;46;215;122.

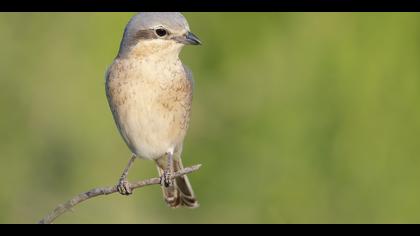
106;58;193;160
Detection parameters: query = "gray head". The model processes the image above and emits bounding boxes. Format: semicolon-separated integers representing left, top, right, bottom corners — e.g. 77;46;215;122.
118;12;201;57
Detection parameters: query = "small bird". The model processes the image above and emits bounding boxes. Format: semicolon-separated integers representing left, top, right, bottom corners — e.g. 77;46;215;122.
105;12;201;208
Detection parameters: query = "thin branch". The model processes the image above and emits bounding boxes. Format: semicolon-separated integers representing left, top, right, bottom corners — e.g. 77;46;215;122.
119;154;137;182
38;164;202;224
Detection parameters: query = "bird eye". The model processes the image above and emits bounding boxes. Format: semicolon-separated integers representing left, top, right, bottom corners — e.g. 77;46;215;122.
155;28;168;37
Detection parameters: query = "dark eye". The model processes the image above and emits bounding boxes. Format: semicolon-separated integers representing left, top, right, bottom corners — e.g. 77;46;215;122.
155;28;167;37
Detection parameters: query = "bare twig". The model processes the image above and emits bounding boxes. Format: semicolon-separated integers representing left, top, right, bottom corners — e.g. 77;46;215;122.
119;154;137;182
38;164;202;224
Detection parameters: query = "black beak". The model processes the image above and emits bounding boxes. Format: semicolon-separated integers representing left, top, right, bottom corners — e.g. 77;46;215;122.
176;31;202;45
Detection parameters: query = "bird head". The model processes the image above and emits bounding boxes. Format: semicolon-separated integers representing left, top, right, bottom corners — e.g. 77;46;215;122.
118;12;201;58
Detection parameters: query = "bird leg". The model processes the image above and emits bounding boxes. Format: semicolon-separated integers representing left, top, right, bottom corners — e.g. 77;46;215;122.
116;154;136;195
161;151;174;188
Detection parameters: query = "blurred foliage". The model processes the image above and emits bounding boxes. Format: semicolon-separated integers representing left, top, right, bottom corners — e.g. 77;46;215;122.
1;13;420;223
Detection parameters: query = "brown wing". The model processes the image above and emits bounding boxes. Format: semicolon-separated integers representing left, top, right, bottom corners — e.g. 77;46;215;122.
183;64;195;91
179;64;194;131
104;62;137;153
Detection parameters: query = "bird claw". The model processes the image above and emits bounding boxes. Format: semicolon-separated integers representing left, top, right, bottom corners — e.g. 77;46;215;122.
117;179;132;196
160;170;173;188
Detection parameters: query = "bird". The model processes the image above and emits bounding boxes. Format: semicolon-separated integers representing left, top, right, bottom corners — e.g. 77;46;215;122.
105;12;201;208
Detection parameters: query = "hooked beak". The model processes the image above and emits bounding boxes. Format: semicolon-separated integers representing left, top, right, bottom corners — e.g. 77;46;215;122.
175;31;202;45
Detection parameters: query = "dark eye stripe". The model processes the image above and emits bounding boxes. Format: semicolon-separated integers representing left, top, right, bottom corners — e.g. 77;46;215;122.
135;29;158;40
120;29;171;53
120;29;157;51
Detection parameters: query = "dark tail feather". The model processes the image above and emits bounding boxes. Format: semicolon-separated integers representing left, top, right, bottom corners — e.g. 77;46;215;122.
174;158;199;208
156;158;199;209
156;166;181;208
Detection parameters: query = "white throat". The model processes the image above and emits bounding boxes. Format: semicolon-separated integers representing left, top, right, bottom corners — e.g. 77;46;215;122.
123;39;184;62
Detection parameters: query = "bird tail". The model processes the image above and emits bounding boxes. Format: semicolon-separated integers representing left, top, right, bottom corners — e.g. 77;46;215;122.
156;157;199;208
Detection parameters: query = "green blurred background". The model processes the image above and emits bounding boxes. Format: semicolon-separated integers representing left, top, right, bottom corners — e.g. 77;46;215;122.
1;13;420;223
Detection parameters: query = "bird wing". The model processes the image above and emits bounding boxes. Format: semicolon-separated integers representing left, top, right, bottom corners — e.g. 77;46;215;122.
182;64;195;91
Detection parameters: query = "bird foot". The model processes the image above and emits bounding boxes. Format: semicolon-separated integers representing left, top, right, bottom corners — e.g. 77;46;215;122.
160;170;174;188
117;179;132;196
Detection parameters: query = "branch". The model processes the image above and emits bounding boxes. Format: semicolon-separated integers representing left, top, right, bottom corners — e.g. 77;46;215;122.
38;164;202;224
